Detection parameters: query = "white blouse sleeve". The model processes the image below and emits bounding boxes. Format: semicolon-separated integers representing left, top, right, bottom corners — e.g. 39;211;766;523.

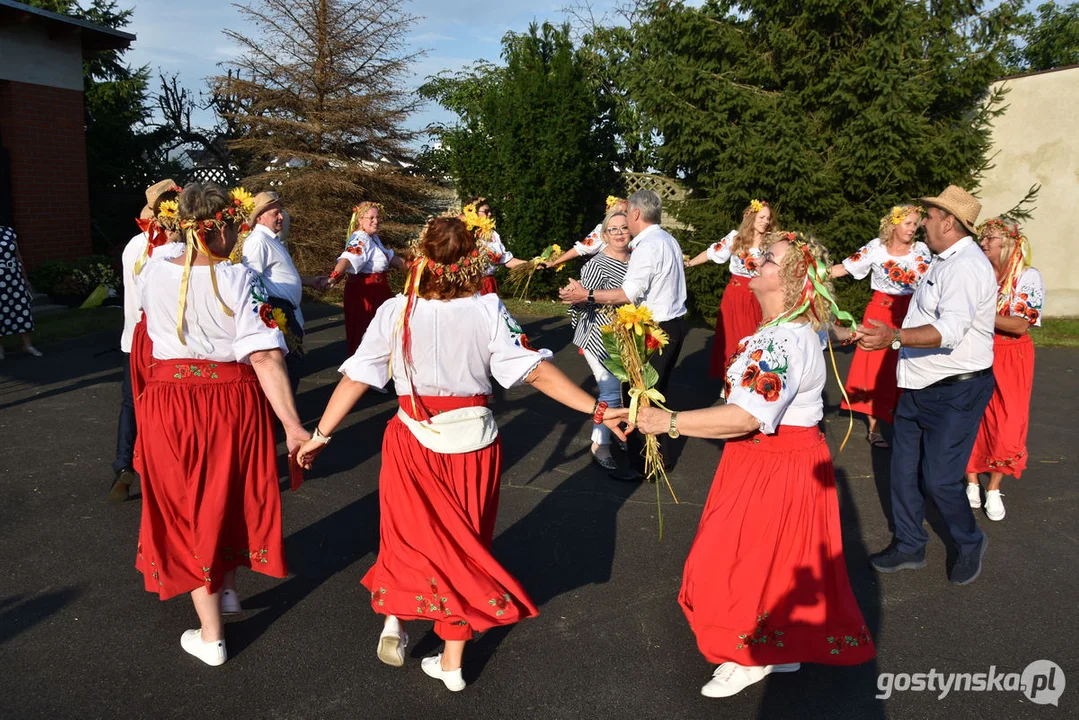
1008;268;1045;327
230;266;289;363
338;232;389;274
488;231;513;264
724;329;803;435
487;297;554;388
574;223;606;256
841;239;879;280
706;230;737;264
338;296;401;387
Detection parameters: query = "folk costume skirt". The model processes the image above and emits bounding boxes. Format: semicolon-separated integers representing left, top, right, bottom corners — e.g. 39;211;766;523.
344;272;393;356
135;360;286;600
361;395;538;641
679;426;875;666
129;318;153;477
967;332;1034;478
840;291;911;424
709;276;762;378
480;276;499;296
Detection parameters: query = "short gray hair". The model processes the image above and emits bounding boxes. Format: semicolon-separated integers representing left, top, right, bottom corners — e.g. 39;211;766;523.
628;190;662;224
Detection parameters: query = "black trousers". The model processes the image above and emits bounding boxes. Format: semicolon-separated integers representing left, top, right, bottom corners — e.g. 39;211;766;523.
112;353;136;474
286;348;305;395
625;315;688;471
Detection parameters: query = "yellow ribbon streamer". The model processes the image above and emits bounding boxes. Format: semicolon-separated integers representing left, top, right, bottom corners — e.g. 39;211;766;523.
825;332;854;453
626;386;671;425
175;227;236;345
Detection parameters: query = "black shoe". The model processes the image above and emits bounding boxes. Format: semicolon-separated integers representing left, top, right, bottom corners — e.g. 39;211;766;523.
591;451;618;471
109;469;135;503
609;468;645;483
869;545;926;573
949;536;988;586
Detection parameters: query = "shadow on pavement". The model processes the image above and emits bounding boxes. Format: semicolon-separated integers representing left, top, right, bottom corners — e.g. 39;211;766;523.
0;587;82;645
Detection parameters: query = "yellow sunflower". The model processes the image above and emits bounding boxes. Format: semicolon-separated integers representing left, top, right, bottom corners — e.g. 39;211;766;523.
615;303;654;336
230;187;255;216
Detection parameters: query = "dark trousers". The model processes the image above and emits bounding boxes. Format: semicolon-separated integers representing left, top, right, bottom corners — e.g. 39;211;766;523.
890;372;994;556
112;352;136;474
286;348;305;395
626;315;687;471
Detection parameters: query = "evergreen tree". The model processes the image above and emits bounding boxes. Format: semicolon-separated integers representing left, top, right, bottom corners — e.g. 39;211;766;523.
216;0;429;273
420;22;620;293
625;0;1026;316
1002;1;1079;73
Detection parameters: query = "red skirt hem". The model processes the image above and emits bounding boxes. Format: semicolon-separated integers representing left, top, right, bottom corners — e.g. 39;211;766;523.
840;292;911;424
966;333;1034;477
708;276;762;378
344;272;393;356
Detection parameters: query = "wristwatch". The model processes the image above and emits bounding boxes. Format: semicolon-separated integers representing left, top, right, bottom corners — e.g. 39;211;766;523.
668;411;680;439
890;328;902;351
587;288;595;305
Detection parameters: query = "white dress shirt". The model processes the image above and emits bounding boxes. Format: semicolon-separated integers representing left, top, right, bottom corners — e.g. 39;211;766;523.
621;224;687;322
242;223;305;330
340;293;553;395
897;237;996;389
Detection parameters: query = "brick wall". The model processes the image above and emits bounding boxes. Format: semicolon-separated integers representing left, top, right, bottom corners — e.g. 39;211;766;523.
0;79;91;269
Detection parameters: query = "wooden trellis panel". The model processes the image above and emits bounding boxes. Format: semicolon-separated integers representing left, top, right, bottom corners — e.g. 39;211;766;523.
621;173;691;229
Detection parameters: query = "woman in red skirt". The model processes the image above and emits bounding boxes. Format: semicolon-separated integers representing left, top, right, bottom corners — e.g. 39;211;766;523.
327;202;406;355
135;182;309;666
831;205;931;448
636;232;875;698
462;197;529;296
965;218;1043;521
685;200;776;377
298;215;627;692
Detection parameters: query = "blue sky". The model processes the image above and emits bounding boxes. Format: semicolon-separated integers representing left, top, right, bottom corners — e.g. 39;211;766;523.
124;0;624;146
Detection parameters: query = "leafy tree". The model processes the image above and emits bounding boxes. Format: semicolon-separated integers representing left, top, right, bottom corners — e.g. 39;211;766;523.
1002;1;1079;73
420;22;620;293
215;0;430;273
623;0;1026;317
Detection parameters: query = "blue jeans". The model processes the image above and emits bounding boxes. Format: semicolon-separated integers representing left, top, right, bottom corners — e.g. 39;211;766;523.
112;353;136;474
583;349;623;445
890;372;994;556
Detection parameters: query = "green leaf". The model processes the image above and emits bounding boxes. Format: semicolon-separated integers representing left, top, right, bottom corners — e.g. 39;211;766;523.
642;362;659;389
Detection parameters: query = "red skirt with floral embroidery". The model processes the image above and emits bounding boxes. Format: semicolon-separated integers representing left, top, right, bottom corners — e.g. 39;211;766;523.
709;276;762;378
967;332;1034;478
840;291;911;424
680;426;875;666
344;272;393;356
480;275;499;296
135;360;287;600
361;395;538;641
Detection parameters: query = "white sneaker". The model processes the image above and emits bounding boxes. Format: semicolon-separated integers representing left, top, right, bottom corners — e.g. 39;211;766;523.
966;483;982;509
421;654;466;692
221;589;242;615
180;628;226;666
24;346;43;357
376;616;408;667
984;490;1006;521
700;662;800;698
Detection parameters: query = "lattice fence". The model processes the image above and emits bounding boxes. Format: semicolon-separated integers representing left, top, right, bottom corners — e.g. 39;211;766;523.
177;166;242;187
622;172;692;230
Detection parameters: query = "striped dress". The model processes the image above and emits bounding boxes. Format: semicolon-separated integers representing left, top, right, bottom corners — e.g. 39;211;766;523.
569;252;630;360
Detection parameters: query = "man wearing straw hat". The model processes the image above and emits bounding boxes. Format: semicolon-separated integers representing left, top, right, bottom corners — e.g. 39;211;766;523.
858;185;996;586
242;191;320;391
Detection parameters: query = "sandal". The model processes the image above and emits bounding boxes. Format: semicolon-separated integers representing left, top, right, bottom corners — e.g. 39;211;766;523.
867;431;889;449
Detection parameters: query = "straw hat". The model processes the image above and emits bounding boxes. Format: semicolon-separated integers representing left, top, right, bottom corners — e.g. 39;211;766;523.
920;185;981;236
248;191;283;225
141;178;179;216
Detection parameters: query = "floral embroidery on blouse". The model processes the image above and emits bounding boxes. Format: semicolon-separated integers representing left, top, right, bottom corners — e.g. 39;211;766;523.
843;239;932;295
880;258;926;290
736;612;785;650
738;250;760;275
501;308;535;351
345;242;365;255
1005;270;1044;326
581;231;599;247
724;336;790;402
247;272;286;330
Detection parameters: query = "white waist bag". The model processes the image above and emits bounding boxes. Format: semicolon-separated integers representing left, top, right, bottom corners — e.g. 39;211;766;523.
396;405;498;454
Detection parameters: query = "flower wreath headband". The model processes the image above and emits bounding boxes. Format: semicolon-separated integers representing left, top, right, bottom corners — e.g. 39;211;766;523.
978;218;1032;313
172;187;255;344
346;201;385;240
744;199;768;216
133;185;185;275
605;195;624;211
890;204;924;225
759;230;859;451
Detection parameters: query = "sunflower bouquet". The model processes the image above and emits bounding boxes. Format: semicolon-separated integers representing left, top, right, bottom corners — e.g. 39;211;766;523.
600;303;679;539
506;243;564;300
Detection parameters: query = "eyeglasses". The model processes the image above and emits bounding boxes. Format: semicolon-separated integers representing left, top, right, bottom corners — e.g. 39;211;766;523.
606;226;630;235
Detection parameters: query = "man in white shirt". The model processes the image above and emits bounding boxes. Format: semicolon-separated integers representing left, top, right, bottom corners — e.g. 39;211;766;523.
244;192;316;391
858;185;996;586
560;189;688;480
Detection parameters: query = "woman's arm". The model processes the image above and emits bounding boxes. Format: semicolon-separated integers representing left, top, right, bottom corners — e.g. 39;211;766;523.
524;360;628;439
541;247;581;269
634;404;759;440
995;315;1031;336
505;257;529;269
296;375;371;467
685;249;711;268
830;264;849;279
249;349;310;453
327;258;351;287
389;254;407;270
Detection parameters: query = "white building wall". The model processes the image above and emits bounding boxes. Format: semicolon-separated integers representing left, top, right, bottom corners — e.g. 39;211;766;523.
0;22;83;90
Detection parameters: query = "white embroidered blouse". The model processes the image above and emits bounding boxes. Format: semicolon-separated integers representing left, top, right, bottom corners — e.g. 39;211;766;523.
338;231;395;275
842;238;933;295
706;230;763;278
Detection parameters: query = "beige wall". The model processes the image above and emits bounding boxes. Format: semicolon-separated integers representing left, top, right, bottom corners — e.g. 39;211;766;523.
0;23;83;91
979;67;1079;317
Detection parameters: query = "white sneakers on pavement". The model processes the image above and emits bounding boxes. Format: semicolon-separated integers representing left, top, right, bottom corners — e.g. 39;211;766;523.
180;629;227;666
966;483;982;508
221;588;242;615
701;662;801;698
984;490;1006;521
377;615;409;667
421;653;466;692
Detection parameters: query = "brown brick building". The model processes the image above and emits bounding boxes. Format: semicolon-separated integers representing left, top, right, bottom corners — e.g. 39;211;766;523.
0;0;134;268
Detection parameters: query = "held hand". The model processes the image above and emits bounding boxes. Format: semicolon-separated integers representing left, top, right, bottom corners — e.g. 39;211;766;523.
856;319;893;352
601;407;631;441
559;278;588;305
312;276;330;291
296;438;325;469
634;407;673;436
535;261;548;270
285;426;312;457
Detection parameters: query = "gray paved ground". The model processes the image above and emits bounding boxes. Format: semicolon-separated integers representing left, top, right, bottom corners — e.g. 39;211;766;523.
1;303;1075;719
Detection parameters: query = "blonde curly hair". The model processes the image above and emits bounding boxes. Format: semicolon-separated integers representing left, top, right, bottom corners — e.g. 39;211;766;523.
879;205;923;249
762;231;834;331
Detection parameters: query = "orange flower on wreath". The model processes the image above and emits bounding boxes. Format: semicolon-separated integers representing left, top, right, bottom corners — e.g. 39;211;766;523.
754;372;783;402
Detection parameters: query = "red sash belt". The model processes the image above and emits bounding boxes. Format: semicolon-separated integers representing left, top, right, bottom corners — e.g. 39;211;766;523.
148;359;255;383
350;272;388;285
398;394;488;421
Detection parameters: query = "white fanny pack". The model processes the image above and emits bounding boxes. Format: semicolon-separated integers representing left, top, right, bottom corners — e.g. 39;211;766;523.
396;404;498;454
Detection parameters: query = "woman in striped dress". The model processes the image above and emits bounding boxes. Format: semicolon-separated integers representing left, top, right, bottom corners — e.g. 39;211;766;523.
568;210;632;470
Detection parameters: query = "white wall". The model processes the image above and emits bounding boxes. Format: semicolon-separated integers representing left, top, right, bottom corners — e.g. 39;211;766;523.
979;67;1079;317
0;22;83;91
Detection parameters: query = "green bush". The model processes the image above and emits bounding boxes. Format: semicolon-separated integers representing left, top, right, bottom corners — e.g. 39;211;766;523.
29;260;74;296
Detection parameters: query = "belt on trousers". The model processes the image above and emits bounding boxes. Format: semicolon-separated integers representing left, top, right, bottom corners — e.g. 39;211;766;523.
924;367;992;388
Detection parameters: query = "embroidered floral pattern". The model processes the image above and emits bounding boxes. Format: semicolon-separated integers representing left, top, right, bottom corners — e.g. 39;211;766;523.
736;612;785;650
489;593;511;617
173;363;220;380
725;335;790;402
345;241;365;255
415;579;452;616
1006;275;1044;326
845;240;932;294
222;546;269;564
985;450;1026;468
827;626;872;655
738;250;760;275
371;587;387;607
501;309;535;351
